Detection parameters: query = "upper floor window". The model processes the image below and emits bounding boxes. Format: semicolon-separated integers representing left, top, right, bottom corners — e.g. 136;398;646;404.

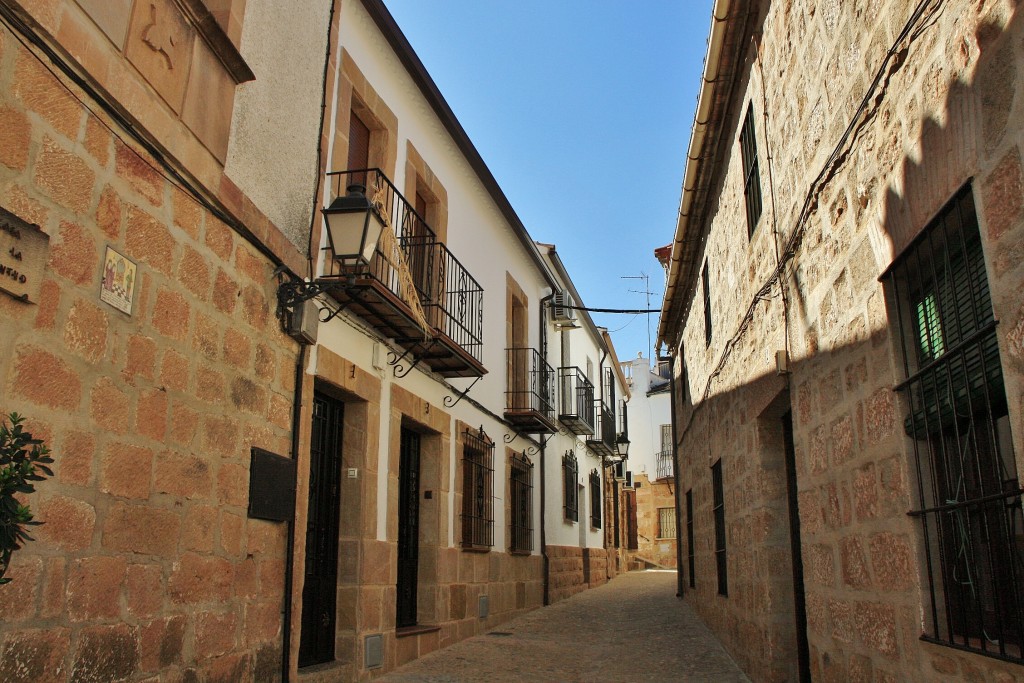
703;262;712;348
883;184;1022;660
739;105;763;238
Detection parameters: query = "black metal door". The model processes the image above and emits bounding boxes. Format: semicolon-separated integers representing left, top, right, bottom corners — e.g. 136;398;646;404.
299;394;343;667
396;428;421;628
782;410;811;683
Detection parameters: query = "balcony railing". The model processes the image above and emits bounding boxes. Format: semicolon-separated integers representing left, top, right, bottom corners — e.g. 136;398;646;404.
557;366;595;435
505;348;557;434
586;399;616;458
656;449;674;480
319;169;484;377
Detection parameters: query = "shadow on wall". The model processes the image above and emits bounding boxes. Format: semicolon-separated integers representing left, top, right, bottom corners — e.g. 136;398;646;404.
674;5;1024;683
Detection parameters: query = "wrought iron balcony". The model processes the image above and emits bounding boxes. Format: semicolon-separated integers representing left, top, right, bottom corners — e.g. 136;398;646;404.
557;366;595;435
656;449;674;480
317;169;484;377
586;398;616;458
505;348;558;434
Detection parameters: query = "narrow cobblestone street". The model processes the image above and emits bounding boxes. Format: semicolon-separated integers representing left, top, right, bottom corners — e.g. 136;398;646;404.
378;571;749;682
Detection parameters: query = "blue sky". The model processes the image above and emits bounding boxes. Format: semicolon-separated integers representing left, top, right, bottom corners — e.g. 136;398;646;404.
381;0;714;363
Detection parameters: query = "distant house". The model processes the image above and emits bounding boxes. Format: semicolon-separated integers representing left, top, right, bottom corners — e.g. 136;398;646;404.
621;354;679;570
658;1;1024;682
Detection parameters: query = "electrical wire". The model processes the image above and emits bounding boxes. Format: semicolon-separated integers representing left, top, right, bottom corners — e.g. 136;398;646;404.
562;305;661;314
0;3;294;275
676;0;944;442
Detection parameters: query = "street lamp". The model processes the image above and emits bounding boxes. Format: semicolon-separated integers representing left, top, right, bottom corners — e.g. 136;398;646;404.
614;433;630;459
322;184;386;268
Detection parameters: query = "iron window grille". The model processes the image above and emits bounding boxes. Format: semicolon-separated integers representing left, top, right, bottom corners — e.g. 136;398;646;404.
590;469;602;529
557;366;596;435
658;507;677;539
883;185;1023;660
686;489;695;589
739;105;764;238
461;427;494;549
703;262;712;348
509;451;533;554
563;451;579;522
712;459;727;596
657;424;673;480
656;450;674;480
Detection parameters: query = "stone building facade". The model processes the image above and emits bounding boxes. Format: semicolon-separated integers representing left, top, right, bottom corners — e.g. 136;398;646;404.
0;0;325;681
658;0;1024;682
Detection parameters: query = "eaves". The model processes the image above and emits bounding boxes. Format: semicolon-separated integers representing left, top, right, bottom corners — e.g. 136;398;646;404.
656;0;759;352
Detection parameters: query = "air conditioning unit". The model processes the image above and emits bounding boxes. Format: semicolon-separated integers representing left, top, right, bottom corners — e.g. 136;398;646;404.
551;290;577;324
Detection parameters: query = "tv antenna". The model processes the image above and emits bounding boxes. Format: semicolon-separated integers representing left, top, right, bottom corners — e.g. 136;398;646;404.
621;272;657;361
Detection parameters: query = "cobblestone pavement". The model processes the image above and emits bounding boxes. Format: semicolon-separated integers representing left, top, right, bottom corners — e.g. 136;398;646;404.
377;570;750;683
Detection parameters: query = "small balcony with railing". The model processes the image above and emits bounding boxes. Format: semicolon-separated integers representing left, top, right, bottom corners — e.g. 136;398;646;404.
505;348;558;434
586;398;616;457
306;169;485;377
557;367;595;436
656;449;674;480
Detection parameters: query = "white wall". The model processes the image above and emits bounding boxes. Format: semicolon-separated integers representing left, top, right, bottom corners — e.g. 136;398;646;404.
226;0;330;249
624;355;671;479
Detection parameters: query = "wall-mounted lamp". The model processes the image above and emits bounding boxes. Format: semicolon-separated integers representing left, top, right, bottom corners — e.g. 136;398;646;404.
322;184;386;268
614;434;630;459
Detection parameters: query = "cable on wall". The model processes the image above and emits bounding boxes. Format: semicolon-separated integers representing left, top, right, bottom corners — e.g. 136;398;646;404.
0;2;295;275
675;0;944;443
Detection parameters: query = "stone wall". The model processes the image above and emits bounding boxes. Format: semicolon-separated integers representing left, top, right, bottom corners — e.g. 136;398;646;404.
673;0;1024;681
0;22;299;682
547;545;587;604
634;474;678;568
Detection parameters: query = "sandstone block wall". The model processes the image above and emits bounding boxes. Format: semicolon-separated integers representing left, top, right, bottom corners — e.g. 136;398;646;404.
674;1;1024;681
634;474;678;569
0;21;299;682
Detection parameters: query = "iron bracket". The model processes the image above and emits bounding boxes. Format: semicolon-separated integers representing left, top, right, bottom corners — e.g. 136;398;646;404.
387;347;423;379
443;376;482;409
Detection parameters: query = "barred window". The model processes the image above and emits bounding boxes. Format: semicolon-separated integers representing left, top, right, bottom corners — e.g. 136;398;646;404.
563;451;578;522
712;459;727;596
883;185;1022;659
509;452;533;553
702;262;712;348
461;427;494;549
739;105;763;237
589;469;602;529
657;507;676;539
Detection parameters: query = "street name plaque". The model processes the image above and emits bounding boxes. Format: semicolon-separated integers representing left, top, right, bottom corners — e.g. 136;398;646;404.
0;206;49;304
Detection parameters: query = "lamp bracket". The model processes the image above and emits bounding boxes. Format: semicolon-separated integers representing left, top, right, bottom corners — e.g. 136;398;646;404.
277;279;328;310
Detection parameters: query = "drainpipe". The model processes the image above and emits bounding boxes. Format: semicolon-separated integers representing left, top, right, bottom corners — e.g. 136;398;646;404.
282;342;307;683
539;292;555;605
667;352;685;597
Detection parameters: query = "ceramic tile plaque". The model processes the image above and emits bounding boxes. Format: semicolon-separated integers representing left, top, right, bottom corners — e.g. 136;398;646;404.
0;206;49;303
99;246;137;315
